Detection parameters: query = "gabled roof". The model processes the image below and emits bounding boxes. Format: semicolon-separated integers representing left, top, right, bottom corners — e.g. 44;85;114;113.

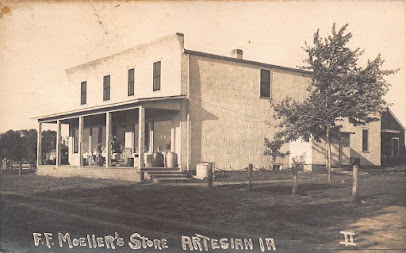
386;107;406;130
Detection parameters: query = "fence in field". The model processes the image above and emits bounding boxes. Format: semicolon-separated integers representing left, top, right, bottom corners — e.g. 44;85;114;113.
1;158;34;175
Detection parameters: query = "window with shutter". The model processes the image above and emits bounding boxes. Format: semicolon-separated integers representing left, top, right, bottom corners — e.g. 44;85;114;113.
153;61;161;91
128;68;134;96
103;75;110;101
80;81;87;105
260;69;271;98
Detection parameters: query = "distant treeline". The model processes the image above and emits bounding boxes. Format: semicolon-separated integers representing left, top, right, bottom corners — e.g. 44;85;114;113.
0;129;61;164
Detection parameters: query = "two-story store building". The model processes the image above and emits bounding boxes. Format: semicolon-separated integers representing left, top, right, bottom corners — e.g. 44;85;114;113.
34;33;405;181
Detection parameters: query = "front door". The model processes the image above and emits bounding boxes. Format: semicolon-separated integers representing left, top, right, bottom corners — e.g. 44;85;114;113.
339;134;351;167
392;137;399;159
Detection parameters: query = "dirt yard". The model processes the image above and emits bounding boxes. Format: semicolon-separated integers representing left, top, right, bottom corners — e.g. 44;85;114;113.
1;166;405;252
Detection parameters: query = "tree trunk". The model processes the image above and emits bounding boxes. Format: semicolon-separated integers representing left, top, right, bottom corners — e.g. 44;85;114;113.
351;165;360;202
326;126;332;184
292;168;298;195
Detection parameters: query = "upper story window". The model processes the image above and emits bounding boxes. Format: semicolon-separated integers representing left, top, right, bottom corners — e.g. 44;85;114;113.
153;61;161;91
128;68;135;96
362;129;368;152
103;75;110;101
260;69;271;98
80;81;87;105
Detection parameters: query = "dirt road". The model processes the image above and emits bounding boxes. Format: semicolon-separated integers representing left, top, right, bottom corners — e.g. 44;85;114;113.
1;169;405;252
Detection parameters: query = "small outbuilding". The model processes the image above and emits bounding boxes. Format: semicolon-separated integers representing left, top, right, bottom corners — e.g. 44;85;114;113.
381;108;406;166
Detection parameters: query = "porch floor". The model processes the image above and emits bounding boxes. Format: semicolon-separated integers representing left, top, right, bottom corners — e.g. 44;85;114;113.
36;165;187;183
37;165;143;182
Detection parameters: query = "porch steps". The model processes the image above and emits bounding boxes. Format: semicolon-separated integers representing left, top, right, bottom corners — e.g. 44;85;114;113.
142;167;190;183
145;172;185;176
142;167;179;172
153;177;191;183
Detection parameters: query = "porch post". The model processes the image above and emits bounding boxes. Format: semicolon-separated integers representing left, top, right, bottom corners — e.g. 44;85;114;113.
130;122;135;154
186;105;191;171
56;120;62;166
89;127;93;155
37;122;42;167
170;128;176;153
149;122;154;153
79;116;84;166
133;122;137;168
106;112;112;167
180;99;189;171
138;106;145;168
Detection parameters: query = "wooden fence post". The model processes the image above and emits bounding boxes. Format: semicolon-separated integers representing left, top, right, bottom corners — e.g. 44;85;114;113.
247;163;253;191
207;163;213;188
351;165;360;202
19;161;22;176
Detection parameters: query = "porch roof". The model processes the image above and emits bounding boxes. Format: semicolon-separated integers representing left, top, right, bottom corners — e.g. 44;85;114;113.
33;95;186;123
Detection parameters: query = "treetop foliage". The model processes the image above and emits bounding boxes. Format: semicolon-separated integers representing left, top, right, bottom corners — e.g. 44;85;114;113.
272;23;398;142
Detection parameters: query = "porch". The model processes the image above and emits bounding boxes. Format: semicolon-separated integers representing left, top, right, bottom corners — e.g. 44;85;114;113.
35;96;189;182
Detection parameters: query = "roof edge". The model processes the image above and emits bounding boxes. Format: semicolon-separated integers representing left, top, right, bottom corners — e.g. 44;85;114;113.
31;95;187;121
183;49;312;75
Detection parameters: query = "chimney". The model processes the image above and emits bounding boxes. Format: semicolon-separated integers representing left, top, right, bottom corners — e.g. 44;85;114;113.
231;49;243;59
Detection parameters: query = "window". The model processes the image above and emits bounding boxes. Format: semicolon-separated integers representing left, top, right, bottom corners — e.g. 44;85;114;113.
73;128;79;153
133;123;151;153
128;68;134;96
341;134;350;147
80;81;87;105
362;129;368;152
153;61;161;91
260;69;271;98
103;75;110;101
97;127;104;153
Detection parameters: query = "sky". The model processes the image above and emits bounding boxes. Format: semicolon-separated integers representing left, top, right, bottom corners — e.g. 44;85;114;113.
0;0;405;133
